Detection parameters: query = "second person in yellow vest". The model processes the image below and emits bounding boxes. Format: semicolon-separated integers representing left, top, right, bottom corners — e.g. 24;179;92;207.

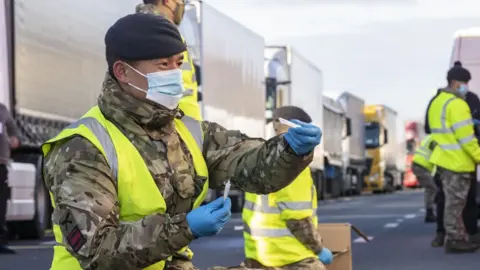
411;135;438;223
136;0;202;121
241;106;332;270
427;62;480;253
42;14;322;270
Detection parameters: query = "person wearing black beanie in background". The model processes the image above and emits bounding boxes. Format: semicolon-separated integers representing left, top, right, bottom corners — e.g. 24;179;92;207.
424;61;480;253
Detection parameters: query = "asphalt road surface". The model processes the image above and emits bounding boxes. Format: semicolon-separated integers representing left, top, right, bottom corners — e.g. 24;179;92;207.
2;190;479;270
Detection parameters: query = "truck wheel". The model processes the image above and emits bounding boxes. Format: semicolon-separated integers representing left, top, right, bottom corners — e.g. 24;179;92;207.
15;154;50;239
384;174;395;194
352;172;362;195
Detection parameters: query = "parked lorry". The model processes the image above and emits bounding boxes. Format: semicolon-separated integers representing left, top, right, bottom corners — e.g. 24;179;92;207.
322;94;347;197
335;92;364;195
264;46;324;198
0;0;265;236
450;27;480;210
363;105;399;193
403;121;425;188
179;0;265;211
0;0;125;239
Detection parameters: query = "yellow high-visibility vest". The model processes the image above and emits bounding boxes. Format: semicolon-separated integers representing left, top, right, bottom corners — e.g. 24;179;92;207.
179;35;202;121
412;135;436;172
42;106;209;270
243;167;318;267
428;91;480;172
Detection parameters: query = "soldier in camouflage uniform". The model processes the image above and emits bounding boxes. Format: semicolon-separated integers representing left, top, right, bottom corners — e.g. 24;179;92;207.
42;13;321;270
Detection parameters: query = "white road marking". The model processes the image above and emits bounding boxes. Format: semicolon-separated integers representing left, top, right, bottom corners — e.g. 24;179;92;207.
419;208;426;212
234;225;244;231
40;240;57;245
396;218;404;222
384;223;399;228
353;236;374;243
404;214;417;219
319;214;403;220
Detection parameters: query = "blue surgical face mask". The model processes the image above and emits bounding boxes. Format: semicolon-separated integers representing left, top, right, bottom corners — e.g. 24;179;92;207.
125;63;185;109
457;84;469;96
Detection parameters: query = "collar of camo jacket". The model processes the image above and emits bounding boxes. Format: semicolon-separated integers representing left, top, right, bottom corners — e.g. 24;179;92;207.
135;3;161;15
97;73;181;137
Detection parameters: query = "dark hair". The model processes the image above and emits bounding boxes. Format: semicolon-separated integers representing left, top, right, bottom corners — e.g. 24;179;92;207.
143;0;160;4
453;61;462;67
105;49;136;78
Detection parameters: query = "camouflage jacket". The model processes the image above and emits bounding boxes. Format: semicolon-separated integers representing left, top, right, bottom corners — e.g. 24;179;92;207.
43;74;313;269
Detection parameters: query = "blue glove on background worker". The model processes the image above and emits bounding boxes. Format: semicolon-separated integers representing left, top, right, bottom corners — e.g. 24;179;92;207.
318;247;333;264
186;197;232;238
283;119;322;155
473;119;480;125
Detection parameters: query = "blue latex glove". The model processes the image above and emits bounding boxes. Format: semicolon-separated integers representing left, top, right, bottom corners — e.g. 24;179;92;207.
318;247;333;265
186;197;232;238
283;119;322;155
473;119;480;125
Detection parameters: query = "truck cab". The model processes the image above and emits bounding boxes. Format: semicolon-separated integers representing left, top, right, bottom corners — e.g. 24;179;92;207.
363;105;397;193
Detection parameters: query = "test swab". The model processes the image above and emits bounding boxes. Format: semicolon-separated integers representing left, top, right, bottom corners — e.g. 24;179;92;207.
279;117;300;128
223;180;231;201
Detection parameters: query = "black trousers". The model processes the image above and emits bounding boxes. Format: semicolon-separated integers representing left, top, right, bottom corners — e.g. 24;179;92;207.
435;171;478;235
0;164;9;245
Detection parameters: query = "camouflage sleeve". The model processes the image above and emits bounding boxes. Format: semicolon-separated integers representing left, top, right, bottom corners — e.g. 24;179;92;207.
43;136;194;269
201;121;313;194
286;218;324;254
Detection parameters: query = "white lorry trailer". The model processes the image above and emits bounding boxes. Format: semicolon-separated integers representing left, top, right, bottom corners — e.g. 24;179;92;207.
0;0;265;236
179;0;265;211
336;92;365;195
322;94;347;197
0;0;131;239
264;46;324;198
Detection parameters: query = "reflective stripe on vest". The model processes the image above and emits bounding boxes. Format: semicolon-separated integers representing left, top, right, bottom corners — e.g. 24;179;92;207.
63;115;203;180
243;185;317;237
430;97;475;150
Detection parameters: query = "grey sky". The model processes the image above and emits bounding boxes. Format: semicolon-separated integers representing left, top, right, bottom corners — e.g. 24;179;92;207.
205;0;480;125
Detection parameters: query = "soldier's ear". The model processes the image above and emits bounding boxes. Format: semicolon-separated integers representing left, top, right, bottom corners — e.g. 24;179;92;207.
112;61;129;84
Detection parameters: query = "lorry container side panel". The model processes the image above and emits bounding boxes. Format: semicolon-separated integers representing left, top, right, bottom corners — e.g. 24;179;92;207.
322;96;343;166
382;106;398;171
338;92;365;162
288;48;324;170
12;0;140;147
200;2;265;138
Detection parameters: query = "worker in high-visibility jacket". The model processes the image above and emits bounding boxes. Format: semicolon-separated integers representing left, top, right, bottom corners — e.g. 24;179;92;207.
411;135;438;223
427;61;480;253
41;14;322;270
242;106;332;270
136;0;202;121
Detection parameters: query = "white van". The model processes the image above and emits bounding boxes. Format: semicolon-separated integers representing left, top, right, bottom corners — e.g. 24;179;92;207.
450;27;480;208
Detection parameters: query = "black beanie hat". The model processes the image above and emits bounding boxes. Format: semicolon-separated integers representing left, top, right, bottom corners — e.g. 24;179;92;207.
447;61;471;83
105;13;186;68
273;106;312;123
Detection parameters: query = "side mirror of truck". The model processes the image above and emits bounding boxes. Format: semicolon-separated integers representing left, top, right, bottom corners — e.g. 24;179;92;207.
345;118;352;137
383;129;388;144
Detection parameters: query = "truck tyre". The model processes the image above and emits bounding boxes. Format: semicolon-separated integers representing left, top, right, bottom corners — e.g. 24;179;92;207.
384;173;395;194
352;171;362;195
14;154;50;239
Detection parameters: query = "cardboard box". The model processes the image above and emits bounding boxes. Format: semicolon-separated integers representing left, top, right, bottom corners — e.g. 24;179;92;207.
317;223;370;270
